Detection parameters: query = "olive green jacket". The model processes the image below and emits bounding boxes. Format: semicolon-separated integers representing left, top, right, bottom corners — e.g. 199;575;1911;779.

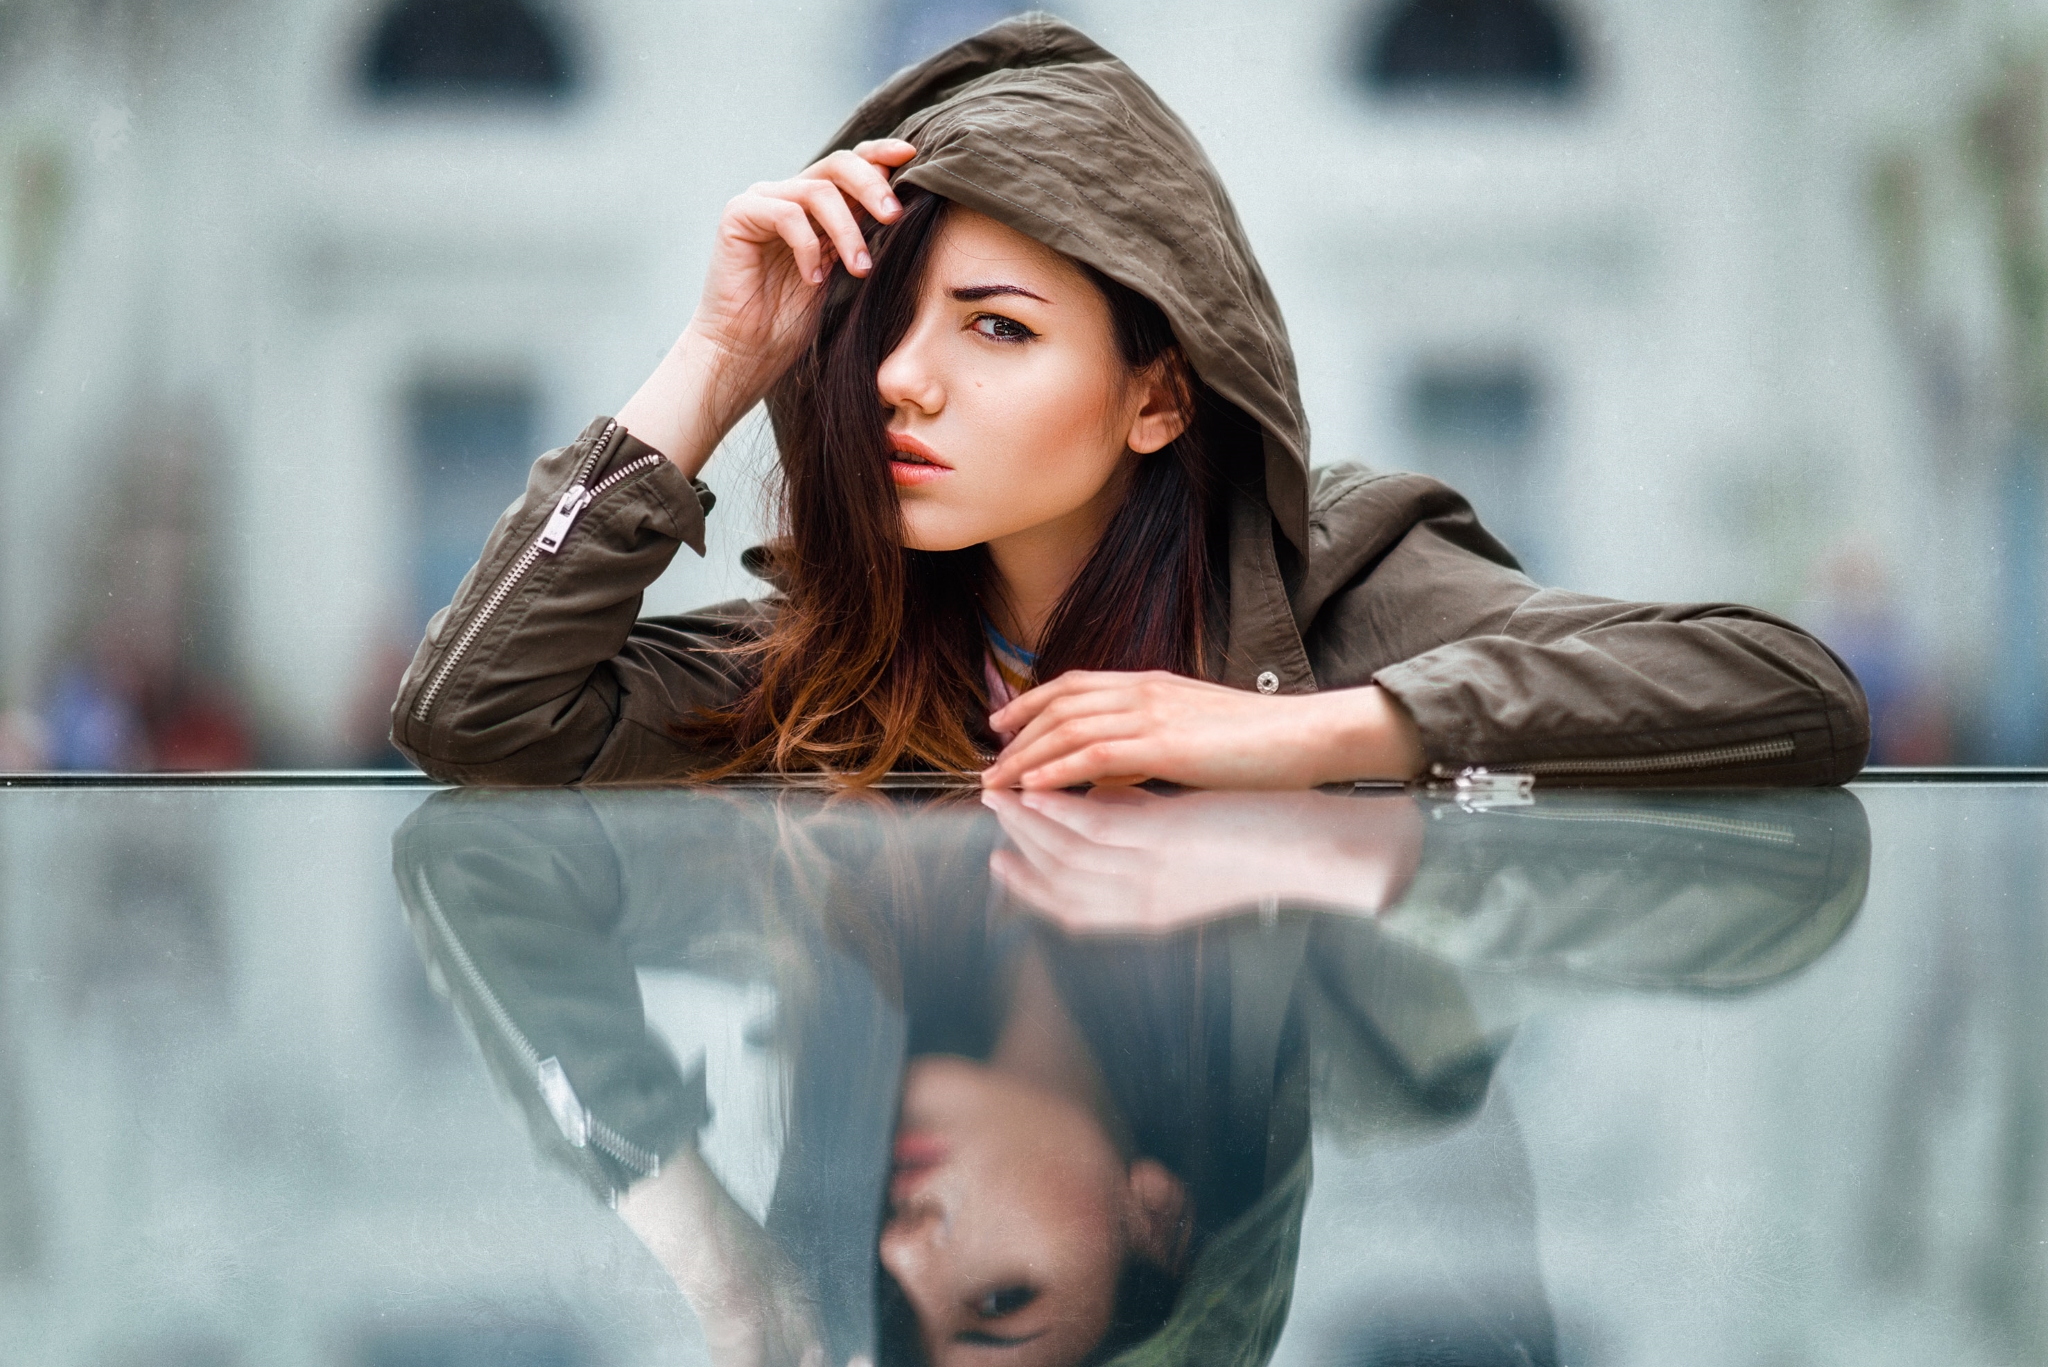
390;14;1868;787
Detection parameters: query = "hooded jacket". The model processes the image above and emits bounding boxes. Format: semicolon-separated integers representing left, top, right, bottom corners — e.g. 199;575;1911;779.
389;14;1868;787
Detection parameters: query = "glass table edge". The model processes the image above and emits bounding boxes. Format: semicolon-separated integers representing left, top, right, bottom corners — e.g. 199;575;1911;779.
0;766;2043;790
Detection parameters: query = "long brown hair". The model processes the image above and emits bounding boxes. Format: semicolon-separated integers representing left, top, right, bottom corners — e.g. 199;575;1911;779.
691;189;1252;782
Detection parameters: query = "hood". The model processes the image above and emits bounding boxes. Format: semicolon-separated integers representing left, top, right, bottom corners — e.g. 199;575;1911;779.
813;11;1313;550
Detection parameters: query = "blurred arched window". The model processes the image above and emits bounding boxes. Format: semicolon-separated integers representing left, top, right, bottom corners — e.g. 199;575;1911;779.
362;0;574;102
1364;0;1582;102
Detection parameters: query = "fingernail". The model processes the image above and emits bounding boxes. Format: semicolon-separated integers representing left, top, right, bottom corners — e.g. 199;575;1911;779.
881;195;900;214
810;267;825;284
855;249;872;271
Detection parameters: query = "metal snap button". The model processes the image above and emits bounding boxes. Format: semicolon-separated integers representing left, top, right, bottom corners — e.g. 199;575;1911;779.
1256;670;1280;694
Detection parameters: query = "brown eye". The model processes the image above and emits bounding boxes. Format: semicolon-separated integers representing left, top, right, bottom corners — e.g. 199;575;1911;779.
971;313;1036;343
975;1285;1038;1318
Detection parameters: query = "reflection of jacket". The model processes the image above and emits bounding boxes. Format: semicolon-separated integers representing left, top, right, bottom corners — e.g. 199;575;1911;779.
1385;787;1873;992
388;15;1868;787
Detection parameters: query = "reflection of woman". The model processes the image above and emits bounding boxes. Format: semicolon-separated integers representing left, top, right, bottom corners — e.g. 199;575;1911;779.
391;783;1869;1367
394;789;1312;1367
390;15;1867;790
878;918;1301;1367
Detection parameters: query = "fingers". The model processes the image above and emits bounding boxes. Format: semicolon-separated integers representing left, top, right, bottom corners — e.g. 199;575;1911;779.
986;709;1149;789
791;143;915;242
989;845;1049;899
725;193;827;284
726;141;916;290
731;183;858;285
989;669;1150;736
990;844;1140;931
851;138;918;168
1018;737;1156;791
785;178;871;278
985;789;1143;875
983;674;1161;787
990;847;1077;920
1018;787;1166;845
811;146;909;222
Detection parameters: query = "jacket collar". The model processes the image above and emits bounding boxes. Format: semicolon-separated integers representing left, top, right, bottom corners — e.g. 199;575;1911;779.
1219;490;1317;695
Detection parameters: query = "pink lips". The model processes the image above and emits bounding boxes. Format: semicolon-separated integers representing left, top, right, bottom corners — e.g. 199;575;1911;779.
889;1129;949;1203
888;432;952;487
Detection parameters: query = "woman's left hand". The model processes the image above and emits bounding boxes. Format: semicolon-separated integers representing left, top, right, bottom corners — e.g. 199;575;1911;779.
980;671;1426;790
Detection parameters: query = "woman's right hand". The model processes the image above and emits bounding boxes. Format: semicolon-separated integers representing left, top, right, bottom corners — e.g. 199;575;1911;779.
693;138;916;393
618;140;916;476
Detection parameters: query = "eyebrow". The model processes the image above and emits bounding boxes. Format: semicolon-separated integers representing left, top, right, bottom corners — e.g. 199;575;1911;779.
951;284;1051;304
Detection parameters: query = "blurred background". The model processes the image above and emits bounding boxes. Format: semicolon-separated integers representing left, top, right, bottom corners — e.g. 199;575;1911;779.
0;0;2040;771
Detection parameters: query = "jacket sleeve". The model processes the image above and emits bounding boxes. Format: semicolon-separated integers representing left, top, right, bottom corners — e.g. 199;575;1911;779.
390;416;766;785
1373;789;1870;989
1305;469;1870;786
391;790;713;1200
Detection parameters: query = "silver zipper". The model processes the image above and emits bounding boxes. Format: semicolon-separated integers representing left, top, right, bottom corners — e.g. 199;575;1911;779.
412;868;662;1179
1433;736;1798;783
411;424;665;725
1468;805;1798;845
1417;765;1534;810
588;1117;660;1175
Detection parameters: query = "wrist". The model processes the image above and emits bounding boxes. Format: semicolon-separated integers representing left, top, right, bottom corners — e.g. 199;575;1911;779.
617;329;760;480
1303;685;1426;785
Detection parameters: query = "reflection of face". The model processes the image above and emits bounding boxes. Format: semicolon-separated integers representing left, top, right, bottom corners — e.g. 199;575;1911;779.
876;208;1144;555
880;1055;1183;1367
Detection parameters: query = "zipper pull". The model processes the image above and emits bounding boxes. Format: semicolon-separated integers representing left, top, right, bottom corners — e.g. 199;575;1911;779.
537;1057;590;1147
1419;764;1535;811
536;484;594;554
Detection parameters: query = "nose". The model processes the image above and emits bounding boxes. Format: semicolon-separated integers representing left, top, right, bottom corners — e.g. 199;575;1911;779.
879;1200;943;1288
877;318;944;418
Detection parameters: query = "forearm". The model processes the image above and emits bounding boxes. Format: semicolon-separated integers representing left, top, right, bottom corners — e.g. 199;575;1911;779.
390;418;711;782
617;328;770;479
1372;608;1870;785
618;1145;747;1297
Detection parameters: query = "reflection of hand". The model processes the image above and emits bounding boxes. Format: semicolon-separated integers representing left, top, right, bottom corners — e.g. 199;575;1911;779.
979;672;1425;790
690;1200;826;1367
984;786;1426;935
619;1148;853;1367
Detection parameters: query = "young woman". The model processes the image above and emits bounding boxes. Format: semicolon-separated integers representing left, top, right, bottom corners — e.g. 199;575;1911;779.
390;15;1868;789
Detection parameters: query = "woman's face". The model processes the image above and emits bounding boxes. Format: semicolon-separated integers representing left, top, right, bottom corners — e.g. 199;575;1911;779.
876;208;1185;554
880;1055;1186;1367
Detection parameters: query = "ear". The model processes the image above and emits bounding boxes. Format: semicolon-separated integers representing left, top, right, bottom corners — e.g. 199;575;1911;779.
1124;362;1192;456
1123;1158;1192;1272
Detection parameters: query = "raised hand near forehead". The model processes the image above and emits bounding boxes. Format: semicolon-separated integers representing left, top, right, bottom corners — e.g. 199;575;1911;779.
692;140;916;411
619;139;915;475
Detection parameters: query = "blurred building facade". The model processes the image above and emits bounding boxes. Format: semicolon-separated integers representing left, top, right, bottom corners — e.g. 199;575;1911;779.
0;0;2043;766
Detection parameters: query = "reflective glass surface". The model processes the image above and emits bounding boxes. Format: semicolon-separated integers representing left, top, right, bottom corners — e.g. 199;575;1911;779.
1;777;2041;1365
